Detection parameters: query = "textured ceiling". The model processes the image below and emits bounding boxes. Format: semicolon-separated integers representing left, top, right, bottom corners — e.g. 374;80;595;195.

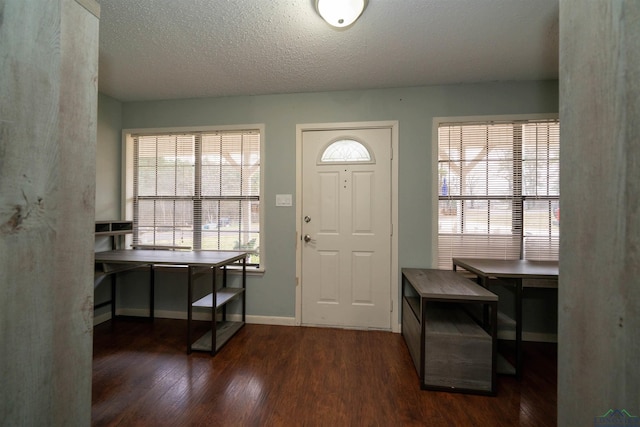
98;0;559;102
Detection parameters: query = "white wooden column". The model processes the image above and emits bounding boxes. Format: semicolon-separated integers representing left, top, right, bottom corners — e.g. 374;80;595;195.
559;1;640;425
0;0;99;425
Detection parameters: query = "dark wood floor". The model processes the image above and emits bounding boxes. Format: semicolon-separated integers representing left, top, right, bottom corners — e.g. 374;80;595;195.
92;319;557;427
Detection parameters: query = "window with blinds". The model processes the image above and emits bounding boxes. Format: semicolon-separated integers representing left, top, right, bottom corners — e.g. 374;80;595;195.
132;129;261;266
437;118;559;269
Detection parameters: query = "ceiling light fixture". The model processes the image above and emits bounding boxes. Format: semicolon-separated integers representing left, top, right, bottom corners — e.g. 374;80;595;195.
316;0;368;28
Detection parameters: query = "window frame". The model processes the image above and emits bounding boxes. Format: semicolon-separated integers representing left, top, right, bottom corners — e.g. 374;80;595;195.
122;124;265;271
431;114;559;269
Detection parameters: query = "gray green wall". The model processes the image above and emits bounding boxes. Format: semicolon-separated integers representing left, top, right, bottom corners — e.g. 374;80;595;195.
96;92;123;221
97;81;559;331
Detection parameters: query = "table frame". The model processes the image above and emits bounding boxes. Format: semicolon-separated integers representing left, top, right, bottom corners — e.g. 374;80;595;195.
452;258;558;378
94;249;248;355
401;268;499;395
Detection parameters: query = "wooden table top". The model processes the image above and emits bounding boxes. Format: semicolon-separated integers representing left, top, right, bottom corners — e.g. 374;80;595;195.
402;268;498;302
452;258;559;279
95;249;247;267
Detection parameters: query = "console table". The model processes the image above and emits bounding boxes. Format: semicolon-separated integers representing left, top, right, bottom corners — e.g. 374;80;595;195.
401;268;498;395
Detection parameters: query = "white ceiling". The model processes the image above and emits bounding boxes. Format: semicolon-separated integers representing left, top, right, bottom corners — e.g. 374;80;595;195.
97;0;559;102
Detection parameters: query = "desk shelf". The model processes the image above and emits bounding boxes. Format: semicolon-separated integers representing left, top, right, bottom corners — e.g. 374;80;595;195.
95;220;133;235
192;288;245;308
190;321;245;352
188;259;247;356
190;288;245;352
497;354;517;376
464;304;517;339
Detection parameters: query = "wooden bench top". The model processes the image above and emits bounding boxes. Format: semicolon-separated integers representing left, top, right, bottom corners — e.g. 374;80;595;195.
402;268;498;302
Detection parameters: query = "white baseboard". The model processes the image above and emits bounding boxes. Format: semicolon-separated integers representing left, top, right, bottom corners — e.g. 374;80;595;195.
245;315;297;326
94;310;554;342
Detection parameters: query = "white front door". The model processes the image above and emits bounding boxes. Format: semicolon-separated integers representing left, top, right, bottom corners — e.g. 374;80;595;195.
301;127;392;330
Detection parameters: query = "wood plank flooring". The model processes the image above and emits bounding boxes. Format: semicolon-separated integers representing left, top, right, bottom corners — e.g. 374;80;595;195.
92;319;557;426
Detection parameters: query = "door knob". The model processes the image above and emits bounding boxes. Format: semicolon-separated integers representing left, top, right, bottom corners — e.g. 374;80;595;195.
304;234;312;243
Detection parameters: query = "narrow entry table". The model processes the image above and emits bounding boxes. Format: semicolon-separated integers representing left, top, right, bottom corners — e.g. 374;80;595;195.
401;268;499;395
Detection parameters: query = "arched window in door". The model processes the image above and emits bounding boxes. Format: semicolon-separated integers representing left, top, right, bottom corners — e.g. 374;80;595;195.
319;139;374;164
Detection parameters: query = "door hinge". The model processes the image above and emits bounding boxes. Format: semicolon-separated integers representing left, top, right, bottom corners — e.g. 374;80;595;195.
390;300;393;312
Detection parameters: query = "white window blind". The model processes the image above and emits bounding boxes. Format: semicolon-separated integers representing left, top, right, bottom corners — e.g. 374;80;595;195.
437;119;559;269
133;129;261;265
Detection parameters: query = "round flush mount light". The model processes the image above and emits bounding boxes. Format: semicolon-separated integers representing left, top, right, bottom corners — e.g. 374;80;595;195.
316;0;368;28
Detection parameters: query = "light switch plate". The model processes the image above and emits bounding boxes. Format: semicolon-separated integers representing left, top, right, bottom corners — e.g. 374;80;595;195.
276;194;292;207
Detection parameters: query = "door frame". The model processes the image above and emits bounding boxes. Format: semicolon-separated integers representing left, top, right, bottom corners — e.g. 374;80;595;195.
295;121;400;333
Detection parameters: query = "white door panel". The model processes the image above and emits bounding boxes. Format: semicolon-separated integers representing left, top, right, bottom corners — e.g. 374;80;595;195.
301;128;391;329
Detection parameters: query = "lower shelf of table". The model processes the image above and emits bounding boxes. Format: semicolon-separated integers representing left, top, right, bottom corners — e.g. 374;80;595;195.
497;353;516;375
190;320;245;353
